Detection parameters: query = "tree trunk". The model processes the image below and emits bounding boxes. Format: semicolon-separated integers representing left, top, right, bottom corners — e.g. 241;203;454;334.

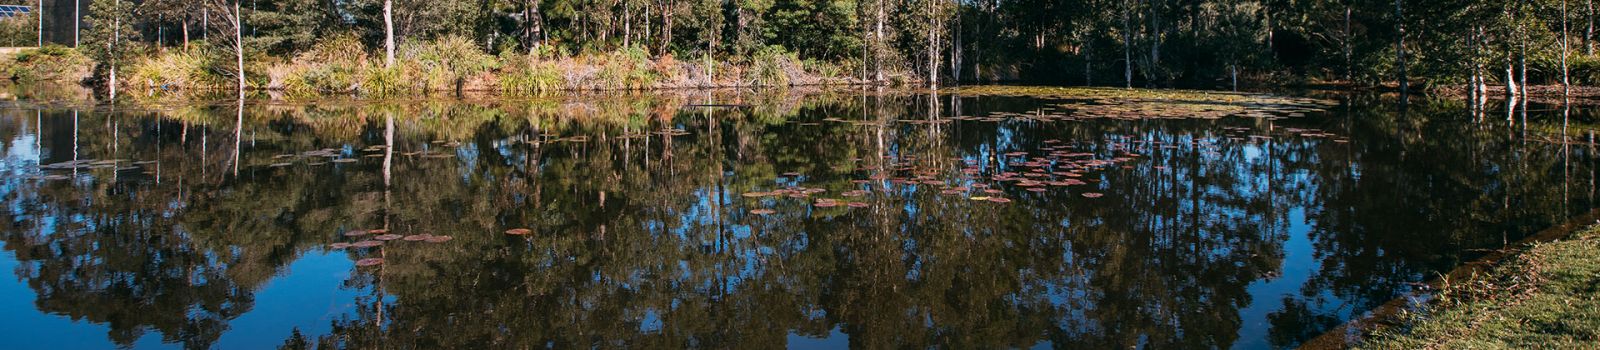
928;0;938;89
110;0;119;100
660;1;671;56
624;4;632;48
1084;43;1092;86
1565;0;1573;98
1507;58;1519;97
1589;0;1595;55
76;0;81;47
1231;63;1238;91
183;20;190;50
384;0;395;67
1123;0;1135;88
235;0;245;92
528;0;545;55
875;0;885;83
1148;0;1161;86
1344;5;1352;81
1394;0;1408;95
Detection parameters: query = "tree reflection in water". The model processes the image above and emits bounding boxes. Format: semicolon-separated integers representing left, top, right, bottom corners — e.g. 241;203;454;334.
1;90;1596;349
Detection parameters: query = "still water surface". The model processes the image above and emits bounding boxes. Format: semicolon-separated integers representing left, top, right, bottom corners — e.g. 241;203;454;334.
0;87;1595;349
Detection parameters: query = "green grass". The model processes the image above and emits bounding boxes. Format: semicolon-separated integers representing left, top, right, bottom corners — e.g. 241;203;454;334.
1359;226;1600;349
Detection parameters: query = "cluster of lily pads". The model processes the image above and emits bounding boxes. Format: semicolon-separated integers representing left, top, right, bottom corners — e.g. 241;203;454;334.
740;138;1137;214
331;228;454;267
29;159;154;180
265;144;459;168
952;86;1336;121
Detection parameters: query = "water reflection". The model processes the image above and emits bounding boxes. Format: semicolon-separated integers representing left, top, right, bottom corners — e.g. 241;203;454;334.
1;90;1596;349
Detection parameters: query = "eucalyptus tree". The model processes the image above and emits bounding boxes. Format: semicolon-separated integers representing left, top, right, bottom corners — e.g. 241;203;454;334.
82;0;135;99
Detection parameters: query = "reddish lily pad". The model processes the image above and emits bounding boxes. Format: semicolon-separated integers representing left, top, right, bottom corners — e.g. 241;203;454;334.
355;258;385;267
505;228;534;235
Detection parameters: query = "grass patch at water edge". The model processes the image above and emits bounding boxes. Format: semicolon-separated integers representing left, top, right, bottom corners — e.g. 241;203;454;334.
1359;225;1600;349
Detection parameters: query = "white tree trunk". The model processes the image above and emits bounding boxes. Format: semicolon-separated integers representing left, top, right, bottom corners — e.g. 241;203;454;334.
385;0;395;68
235;0;245;92
875;0;884;84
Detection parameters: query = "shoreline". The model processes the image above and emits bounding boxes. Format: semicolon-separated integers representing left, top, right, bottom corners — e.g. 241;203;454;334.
1300;209;1600;349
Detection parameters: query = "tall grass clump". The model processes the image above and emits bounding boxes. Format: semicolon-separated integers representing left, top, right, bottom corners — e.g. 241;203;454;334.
271;33;370;96
2;45;93;83
751;46;800;87
128;48;225;90
594;46;657;90
498;53;566;95
402;35;498;92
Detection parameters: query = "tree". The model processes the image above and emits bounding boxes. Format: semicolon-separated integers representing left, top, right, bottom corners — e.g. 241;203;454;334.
82;0;136;99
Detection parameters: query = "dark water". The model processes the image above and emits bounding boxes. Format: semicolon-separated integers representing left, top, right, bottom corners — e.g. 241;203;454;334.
1;88;1595;349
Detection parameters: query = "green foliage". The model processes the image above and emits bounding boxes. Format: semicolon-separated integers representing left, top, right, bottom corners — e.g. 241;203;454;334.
0;0;38;47
81;0;139;71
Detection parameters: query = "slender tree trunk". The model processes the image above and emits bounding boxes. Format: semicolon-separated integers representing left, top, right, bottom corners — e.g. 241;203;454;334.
1231;63;1238;91
37;0;42;47
624;4;632;48
660;1;671;56
1084;42;1092;86
76;0;81;47
528;0;544;55
1507;56;1519;97
183;19;190;50
109;0;119;100
1565;0;1573;98
235;0;244;92
928;0;938;89
875;0;885;83
384;0;395;67
1124;0;1135;88
1589;0;1595;55
1344;5;1352;81
1148;0;1161;86
1394;0;1408;95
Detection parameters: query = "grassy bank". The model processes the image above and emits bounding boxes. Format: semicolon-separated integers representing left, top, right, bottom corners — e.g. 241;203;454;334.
1357;225;1600;349
2;36;874;98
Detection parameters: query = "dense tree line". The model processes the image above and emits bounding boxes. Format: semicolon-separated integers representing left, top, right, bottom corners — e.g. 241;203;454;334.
6;0;1599;90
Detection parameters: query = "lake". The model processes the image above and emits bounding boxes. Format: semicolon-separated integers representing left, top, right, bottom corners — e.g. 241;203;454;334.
1;86;1594;349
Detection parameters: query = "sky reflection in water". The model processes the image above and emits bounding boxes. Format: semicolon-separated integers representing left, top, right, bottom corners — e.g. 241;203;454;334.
1;89;1596;349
